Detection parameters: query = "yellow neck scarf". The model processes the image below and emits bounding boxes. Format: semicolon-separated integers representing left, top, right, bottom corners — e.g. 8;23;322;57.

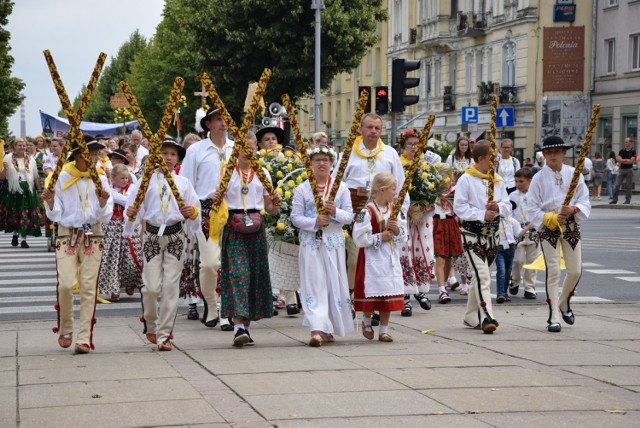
464;165;503;182
61;161;104;190
353;136;384;160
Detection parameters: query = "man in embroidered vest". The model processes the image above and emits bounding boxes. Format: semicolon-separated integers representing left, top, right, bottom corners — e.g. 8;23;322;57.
525;136;590;333
333;113;407;322
454;140;511;334
42;138;113;354
179;107;234;330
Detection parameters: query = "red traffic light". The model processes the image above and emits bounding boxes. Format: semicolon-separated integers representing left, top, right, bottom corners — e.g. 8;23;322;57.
377;88;387;97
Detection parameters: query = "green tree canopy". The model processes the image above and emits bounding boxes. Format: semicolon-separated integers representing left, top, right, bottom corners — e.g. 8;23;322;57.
0;0;25;137
126;0;386;133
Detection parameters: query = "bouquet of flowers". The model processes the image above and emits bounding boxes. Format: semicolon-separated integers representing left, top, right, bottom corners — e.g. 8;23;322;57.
429;138;454;162
408;160;452;208
114;107;134;123
260;148;306;245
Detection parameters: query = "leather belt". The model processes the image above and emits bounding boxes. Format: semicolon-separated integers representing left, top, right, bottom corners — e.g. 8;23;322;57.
146;222;182;235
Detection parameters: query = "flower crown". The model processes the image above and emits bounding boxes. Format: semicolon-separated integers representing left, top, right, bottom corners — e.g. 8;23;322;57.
398;128;421;146
307;145;336;161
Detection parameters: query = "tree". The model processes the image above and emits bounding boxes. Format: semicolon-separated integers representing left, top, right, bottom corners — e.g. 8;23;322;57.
127;0;386;132
0;0;25;137
69;31;148;124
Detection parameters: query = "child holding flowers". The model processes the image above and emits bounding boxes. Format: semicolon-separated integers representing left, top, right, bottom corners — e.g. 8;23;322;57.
352;172;408;342
291;145;354;346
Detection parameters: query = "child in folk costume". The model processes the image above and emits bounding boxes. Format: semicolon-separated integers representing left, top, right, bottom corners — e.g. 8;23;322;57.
525;136;590;333
41;139;113;354
212;134;282;347
125;139;201;351
352;172;408;342
291;145;354;347
97;164;142;302
509;167;540;300
0;138;42;248
454;140;511;334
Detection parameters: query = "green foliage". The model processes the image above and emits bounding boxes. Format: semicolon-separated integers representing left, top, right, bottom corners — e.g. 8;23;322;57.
125;0;385;132
0;0;25;137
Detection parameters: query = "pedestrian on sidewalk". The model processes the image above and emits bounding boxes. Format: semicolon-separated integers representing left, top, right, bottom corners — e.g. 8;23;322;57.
125;138;201;351
591;152;606;200
610;137;636;205
526;136;591;333
291;145;354;347
41;138;113;354
606;150;618;198
352;172;407;343
495;216;520;304
454;140;511;334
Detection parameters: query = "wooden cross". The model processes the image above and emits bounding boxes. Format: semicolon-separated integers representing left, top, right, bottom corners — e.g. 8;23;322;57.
194;83;209;108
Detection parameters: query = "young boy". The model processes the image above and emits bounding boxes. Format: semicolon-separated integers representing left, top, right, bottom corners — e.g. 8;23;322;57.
509;168;541;300
42;138;113;354
125;138;201;351
525;136;590;333
495;216;521;303
454;140;511;334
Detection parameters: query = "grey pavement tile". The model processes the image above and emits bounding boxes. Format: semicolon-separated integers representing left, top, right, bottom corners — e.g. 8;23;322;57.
19;399;224;427
247;390;453;420
19;352;178;385
476;410;640;427
0;330;16;358
0;355;14;371
419;386;640;413
272;414;491;427
344;353;510;369
377;366;577;389
559;366;640;387
20;377;202;408
0;368;15;387
0;386;16;427
597;339;640;353
220;369;406;396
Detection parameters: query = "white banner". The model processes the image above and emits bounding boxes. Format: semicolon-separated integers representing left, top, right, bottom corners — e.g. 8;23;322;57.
40;110;139;138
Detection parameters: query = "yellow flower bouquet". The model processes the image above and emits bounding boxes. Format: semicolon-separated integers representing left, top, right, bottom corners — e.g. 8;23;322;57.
408;161;452;207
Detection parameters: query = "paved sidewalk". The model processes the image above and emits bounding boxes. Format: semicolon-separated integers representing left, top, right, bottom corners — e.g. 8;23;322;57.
2;302;639;427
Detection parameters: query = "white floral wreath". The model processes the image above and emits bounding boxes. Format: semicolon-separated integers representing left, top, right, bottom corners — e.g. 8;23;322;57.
307;145;337;162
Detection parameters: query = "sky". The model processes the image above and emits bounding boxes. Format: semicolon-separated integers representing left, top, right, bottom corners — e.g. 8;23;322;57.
7;0;165;137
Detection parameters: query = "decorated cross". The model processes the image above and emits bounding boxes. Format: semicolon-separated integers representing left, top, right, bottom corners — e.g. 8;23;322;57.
119;77;186;221
194;83;209;109
43;50;106;191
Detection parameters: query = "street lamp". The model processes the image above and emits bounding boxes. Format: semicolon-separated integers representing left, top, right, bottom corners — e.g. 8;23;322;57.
311;0;325;133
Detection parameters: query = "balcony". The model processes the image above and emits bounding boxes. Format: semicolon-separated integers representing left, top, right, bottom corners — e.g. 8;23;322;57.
457;11;487;37
499;86;518;104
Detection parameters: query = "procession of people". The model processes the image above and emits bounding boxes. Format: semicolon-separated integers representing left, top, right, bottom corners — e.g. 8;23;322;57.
0;87;604;353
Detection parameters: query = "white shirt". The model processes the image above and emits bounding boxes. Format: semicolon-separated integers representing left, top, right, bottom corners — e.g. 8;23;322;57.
583;157;593;181
498;216;522;246
453;172;511;222
525;164;591;230
497;156;521;188
43;153;59;173
136;145;149;163
125;171;201;234
179;137;234;200
224;168;271;211
335;142;405;191
509;189;530;225
45;174;113;228
445;154;473;172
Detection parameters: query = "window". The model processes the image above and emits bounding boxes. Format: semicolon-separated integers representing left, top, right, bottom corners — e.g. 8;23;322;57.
631;34;640;71
502;41;516;86
605;39;616;74
435;59;441;96
465;53;473;92
487;47;493;83
476;50;484;87
623;116;638;143
449;54;457;89
607;0;618;6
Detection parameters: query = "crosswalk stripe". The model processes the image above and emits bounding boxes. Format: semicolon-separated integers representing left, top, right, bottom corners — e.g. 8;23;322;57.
584;269;635;274
0;264;56;270
0;278;55;285
0;271;56;278
0;286;56;293
615;277;640;282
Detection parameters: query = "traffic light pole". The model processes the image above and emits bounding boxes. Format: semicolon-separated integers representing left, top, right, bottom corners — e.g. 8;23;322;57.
390;113;397;148
312;0;325;133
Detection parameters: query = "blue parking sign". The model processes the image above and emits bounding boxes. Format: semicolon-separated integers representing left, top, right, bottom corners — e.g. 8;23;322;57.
496;107;514;127
461;106;478;124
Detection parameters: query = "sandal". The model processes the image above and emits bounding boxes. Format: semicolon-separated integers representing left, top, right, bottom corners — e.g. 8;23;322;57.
378;333;394;342
58;333;72;349
459;288;469;296
320;333;335;343
158;342;172;351
145;333;157;344
74;343;90;354
361;322;374;340
109;294;120;302
125;287;135;296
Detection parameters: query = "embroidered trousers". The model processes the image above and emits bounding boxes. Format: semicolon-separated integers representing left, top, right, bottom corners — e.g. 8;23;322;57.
141;230;185;344
55;227;103;347
512;234;541;294
461;231;497;327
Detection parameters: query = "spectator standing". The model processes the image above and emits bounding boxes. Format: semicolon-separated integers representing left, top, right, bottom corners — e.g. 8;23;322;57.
610;137;636;205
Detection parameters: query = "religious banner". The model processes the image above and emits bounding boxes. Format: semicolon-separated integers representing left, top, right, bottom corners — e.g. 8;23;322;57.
542;26;585;92
40;110;139;138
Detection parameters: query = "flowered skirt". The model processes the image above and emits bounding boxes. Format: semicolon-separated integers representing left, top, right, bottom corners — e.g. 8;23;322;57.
97;218;142;296
0;181;42;237
220;222;273;321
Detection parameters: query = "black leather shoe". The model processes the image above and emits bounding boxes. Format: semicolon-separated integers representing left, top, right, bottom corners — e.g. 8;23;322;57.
496;294;506;304
371;313;380;326
233;328;250;347
187;305;199;320
561;310;575;325
11;235;18;247
524;291;537;300
20;240;29;248
220;319;234;331
547;323;562;332
508;282;519;295
414;293;432;310
204;317;219;328
401;302;412;317
286;304;300;315
481;317;498;334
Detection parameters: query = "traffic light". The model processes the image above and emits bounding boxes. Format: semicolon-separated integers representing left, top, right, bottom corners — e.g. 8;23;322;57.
443;85;454;111
358;86;372;113
375;86;389;115
391;58;421;113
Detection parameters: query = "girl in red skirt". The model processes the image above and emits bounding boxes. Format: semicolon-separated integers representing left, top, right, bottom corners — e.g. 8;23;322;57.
352;172;407;342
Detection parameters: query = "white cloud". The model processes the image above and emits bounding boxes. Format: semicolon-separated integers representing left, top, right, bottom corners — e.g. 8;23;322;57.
7;0;165;136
